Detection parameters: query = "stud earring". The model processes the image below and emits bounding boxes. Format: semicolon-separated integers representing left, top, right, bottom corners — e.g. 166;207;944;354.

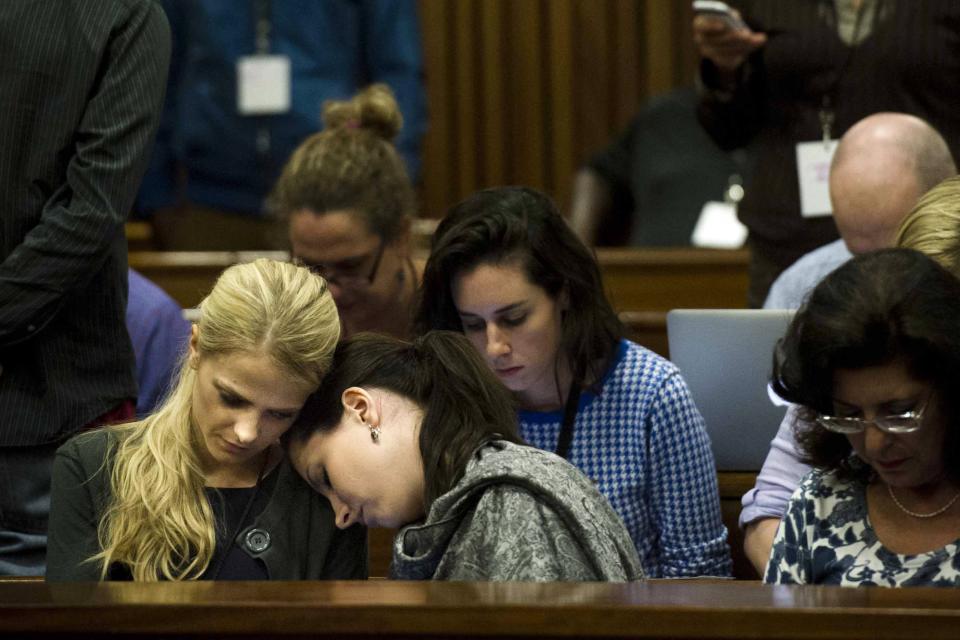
370;425;381;443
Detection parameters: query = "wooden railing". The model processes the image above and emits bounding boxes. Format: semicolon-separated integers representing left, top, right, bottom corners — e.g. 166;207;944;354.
596;247;749;311
129;247;750;314
3;579;959;639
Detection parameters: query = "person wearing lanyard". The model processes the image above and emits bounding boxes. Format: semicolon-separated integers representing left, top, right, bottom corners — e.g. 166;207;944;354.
414;187;731;578
45;260;367;581
137;0;427;251
694;0;960;307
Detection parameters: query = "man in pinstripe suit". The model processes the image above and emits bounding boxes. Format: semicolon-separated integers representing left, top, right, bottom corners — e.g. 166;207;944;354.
0;1;170;575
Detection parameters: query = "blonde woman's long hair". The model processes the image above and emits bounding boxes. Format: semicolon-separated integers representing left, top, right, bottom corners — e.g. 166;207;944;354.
92;259;339;580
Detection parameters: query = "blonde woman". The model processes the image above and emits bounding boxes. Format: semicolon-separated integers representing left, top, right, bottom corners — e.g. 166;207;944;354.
269;83;420;339
46;259;367;581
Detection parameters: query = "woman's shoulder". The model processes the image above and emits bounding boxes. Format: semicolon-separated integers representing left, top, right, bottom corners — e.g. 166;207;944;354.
589;340;692;417
56;427;120;467
789;466;867;528
796;465;865;497
261;457;341;527
604;339;682;390
461;442;605;511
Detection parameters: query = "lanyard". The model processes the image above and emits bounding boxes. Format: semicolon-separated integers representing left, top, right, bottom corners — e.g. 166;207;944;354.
253;0;272;158
820;0;871;141
555;378;581;460
254;0;271;54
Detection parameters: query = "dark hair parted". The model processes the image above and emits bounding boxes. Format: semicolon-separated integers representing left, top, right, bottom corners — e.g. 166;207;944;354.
267;83;414;240
772;248;960;482
285;331;522;506
414;186;623;389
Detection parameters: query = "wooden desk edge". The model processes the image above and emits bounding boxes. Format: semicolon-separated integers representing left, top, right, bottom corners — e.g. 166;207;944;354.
3;580;960;639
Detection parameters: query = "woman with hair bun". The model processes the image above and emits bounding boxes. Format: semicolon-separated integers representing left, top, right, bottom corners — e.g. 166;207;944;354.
269;84;419;339
286;330;643;582
46;259;367;581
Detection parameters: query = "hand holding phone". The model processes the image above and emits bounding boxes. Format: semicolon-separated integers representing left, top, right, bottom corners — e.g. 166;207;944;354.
692;1;766;73
693;1;748;31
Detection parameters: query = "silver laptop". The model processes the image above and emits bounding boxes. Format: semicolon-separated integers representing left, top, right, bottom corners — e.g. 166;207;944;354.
667;309;794;471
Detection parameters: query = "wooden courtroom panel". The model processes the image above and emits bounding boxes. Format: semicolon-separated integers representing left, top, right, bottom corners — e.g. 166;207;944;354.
131;247;750;313
416;1;697;219
621;310;669;358
4;579;960;639
129;251;289;309
597;248;750;312
125;222;155;252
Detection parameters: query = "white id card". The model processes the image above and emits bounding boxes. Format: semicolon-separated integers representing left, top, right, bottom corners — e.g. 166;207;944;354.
690;201;748;249
237;55;291;115
795;139;838;218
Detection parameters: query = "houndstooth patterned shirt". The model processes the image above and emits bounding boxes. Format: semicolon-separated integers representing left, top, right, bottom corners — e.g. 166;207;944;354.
518;340;732;577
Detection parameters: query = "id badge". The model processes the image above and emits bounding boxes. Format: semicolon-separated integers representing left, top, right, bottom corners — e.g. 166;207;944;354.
795;140;838;218
236;55;291;115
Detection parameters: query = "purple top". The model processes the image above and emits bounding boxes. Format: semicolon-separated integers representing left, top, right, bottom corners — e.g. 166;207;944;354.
126;269;191;416
739;405;811;527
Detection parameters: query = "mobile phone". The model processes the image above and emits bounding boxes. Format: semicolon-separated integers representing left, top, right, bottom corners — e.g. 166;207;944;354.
692;0;748;31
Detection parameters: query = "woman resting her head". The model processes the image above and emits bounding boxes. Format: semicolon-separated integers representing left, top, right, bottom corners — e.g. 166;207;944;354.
767;248;960;586
413;186;730;577
285;330;644;581
269;83;419;339
46;259;367;581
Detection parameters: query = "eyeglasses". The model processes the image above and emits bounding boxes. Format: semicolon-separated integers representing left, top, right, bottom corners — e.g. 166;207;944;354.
815;399;929;435
294;239;385;288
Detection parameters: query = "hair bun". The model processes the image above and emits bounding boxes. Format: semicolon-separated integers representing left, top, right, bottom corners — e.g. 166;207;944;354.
322;83;403;141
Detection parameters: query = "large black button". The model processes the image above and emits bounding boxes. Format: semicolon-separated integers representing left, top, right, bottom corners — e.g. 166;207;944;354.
244;528;271;553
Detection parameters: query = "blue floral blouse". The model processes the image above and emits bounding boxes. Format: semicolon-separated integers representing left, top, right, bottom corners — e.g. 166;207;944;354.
765;467;960;586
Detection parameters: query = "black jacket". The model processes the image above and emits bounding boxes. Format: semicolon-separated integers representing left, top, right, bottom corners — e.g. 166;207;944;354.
0;0;170;445
46;429;368;581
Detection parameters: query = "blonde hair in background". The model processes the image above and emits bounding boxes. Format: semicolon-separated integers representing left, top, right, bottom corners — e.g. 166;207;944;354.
896;175;960;277
93;258;339;581
267;83;415;240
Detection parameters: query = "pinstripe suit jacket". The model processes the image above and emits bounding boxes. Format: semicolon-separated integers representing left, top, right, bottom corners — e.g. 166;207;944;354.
0;0;170;446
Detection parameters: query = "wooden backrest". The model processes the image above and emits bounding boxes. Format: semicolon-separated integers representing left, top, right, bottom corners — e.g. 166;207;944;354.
128;247;750;312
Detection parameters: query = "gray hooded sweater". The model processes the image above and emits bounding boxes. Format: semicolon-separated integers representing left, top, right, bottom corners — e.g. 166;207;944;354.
390;441;645;581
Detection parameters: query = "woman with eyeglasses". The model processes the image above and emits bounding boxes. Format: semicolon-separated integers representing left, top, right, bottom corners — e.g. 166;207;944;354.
765;248;960;586
268;84;419;339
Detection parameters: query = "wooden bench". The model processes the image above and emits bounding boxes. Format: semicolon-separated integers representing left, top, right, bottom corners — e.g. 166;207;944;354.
3;578;958;639
596;247;749;312
129;247;750;313
621;310;669;357
125;222;155;252
129;251;289;309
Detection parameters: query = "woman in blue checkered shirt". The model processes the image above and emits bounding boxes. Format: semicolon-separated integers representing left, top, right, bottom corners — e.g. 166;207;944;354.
415;186;731;577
